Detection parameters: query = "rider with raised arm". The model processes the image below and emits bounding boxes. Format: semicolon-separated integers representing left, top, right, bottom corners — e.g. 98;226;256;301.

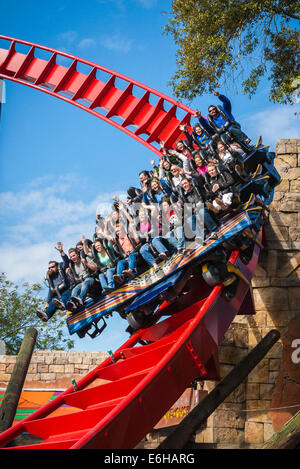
66;247;96;312
197;91;251;146
180;120;213;150
36;242;72;321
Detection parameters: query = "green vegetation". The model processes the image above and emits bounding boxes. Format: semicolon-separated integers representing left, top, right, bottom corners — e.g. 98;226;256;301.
0;272;74;355
164;0;299;104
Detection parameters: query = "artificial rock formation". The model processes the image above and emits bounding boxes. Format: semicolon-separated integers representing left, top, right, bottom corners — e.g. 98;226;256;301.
194;139;300;447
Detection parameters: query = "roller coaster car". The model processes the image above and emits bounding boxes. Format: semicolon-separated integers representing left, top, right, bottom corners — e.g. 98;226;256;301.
68;206;260;339
125;244;246;331
125;246;246;332
202;255;234;287
222;231;256;264
126;308;154;332
66;145;278;340
208;145;279;225
76;316;108;339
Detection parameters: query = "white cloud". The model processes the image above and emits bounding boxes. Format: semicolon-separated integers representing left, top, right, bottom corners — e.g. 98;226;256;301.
0;174;126;285
56;30;78;47
96;0;157;10
244;105;300;151
135;0;157;8
78;38;97;50
0;241;53;285
100;34;133;54
56;31;97;54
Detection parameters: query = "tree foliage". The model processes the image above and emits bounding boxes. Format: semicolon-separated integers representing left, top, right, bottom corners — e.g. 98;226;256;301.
164;0;299;104
0;272;74;355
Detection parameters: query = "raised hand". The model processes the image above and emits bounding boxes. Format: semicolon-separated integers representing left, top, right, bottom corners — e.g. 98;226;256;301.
55;241;63;252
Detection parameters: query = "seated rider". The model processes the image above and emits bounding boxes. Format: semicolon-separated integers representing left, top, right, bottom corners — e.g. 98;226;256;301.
136;206;172;270
198;91;251;146
113;222;140;283
205;162;237;214
161;196;186;252
157;157;173;186
168;165;191;192
142;176;173;205
95;210;106;240
179;177;219;244
180;121;213;150
36;242;72;322
190;152;208;177
89;237;119;294
139;170;152;190
168;147;193;176
150;157;171;179
109;197;145;282
216;140;246;180
66;247;96;312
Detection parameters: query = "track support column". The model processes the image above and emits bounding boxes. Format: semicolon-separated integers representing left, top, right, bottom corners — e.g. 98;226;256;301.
158;329;281;449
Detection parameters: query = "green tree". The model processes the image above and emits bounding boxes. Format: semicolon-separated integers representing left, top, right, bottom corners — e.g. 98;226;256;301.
0;272;74;355
164;0;299;104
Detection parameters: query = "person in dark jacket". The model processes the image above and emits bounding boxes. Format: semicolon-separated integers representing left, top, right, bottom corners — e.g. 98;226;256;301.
36;242;72;322
197;91;251;145
180;120;214;149
179;177;219;243
205;162;237;213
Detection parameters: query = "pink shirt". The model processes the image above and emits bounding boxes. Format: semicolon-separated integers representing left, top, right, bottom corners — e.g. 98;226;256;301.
140;221;151;234
196;165;208;176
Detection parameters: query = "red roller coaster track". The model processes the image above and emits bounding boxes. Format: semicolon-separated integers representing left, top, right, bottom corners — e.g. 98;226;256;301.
0;35;195;156
0;36;261;449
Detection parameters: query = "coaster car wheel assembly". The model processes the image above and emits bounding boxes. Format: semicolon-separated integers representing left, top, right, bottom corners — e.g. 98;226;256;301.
126;309;150;331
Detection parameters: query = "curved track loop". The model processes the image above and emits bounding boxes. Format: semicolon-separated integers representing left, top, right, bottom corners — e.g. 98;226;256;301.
0;35;195;156
0;241;260;449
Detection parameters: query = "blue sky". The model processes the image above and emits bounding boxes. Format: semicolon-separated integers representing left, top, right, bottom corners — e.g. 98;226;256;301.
0;0;299;352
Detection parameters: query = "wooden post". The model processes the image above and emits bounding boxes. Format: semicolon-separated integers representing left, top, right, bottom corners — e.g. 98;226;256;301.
0;327;38;433
158;329;281;449
261;410;300;449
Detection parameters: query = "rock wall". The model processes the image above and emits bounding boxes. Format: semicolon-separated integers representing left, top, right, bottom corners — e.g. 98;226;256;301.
193;138;300;447
0;351;108;390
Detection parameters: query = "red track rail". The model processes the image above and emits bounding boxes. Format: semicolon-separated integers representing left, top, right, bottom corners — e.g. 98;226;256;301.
0;243;260;449
0;36;195;156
